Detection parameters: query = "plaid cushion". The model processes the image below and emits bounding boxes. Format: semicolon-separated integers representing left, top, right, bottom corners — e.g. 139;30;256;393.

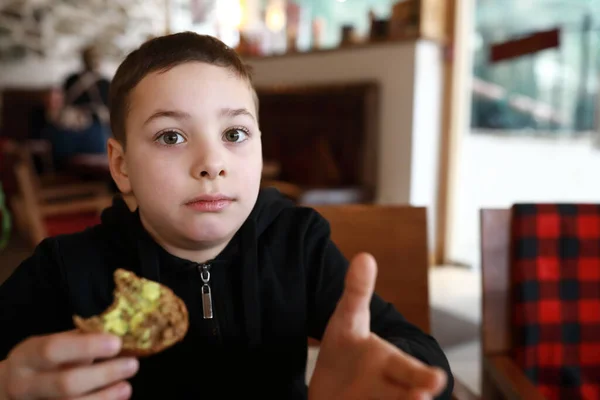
511;204;600;400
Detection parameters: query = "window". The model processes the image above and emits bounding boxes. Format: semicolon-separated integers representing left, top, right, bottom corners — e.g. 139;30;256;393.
471;0;600;134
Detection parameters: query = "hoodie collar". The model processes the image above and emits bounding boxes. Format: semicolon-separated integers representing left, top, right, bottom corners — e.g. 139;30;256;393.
131;207;240;281
101;189;295;347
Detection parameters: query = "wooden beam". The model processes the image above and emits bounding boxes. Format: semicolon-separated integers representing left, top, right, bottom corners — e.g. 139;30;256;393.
434;0;475;265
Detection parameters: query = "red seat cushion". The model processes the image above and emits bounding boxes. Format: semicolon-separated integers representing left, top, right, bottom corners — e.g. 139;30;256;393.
44;212;101;237
511;204;600;400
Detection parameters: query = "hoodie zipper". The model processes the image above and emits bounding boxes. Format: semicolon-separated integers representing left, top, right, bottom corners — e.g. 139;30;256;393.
198;263;222;339
199;263;213;319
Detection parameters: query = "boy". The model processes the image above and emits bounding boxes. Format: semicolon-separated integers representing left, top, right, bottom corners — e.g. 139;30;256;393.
0;33;453;399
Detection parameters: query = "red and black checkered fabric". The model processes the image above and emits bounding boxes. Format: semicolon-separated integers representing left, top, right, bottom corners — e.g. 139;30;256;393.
511;203;600;400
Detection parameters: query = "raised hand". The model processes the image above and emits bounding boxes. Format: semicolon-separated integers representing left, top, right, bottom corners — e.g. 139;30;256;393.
309;253;447;400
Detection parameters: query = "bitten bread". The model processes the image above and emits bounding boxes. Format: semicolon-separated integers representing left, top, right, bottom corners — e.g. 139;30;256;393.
73;268;189;357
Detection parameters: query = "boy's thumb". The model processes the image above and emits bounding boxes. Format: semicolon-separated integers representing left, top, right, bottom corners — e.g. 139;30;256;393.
334;253;377;336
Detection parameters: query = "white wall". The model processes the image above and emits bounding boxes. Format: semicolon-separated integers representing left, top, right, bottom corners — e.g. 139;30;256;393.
0;58;119;89
448;131;600;268
0;59;77;89
409;41;444;246
246;41;444;214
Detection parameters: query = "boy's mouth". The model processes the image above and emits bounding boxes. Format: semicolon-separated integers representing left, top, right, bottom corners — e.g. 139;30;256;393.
184;194;234;212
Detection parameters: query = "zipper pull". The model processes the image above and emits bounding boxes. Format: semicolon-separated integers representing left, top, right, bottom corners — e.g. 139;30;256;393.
199;264;213;319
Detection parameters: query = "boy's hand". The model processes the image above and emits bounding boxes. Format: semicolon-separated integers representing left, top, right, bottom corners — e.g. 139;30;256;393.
2;330;138;400
309;253;448;400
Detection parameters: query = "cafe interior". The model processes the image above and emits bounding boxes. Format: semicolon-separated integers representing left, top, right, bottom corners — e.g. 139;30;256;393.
3;0;600;398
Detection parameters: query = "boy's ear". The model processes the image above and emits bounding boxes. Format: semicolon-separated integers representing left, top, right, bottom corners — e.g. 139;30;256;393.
107;138;132;194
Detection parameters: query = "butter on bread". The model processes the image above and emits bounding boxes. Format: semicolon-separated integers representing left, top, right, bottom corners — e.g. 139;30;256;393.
73;268;189;357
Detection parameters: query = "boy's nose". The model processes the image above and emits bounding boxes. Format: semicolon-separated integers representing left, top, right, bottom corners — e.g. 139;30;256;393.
199;166;226;179
191;137;228;180
192;153;227;180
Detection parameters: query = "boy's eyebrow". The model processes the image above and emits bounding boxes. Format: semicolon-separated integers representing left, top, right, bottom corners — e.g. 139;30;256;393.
220;107;256;121
143;108;255;126
143;110;191;126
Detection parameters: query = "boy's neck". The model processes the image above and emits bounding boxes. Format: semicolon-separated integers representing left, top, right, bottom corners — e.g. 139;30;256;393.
138;211;231;264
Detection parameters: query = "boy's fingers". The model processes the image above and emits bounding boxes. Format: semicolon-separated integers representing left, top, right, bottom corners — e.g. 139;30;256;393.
361;376;434;400
384;350;447;393
33;357;138;398
17;331;121;370
406;389;434;400
70;381;132;400
334;253;377;335
369;378;412;400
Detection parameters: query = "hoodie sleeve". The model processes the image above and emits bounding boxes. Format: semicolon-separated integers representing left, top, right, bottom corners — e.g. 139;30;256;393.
305;210;454;400
0;238;73;360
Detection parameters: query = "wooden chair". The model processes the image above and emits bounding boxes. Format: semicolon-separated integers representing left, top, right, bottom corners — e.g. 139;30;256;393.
480;206;600;400
312;204;479;400
10;145;113;247
1;138;70;204
480;208;537;399
2;139;108;195
314;205;431;332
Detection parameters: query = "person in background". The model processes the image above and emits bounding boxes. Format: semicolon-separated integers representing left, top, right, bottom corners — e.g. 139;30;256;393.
37;45;112;171
62;45;111;127
40;86;108;171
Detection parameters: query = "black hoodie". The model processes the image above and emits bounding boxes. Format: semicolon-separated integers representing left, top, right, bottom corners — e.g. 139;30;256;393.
0;188;453;399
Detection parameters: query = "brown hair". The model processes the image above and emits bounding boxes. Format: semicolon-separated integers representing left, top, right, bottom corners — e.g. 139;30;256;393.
109;32;255;145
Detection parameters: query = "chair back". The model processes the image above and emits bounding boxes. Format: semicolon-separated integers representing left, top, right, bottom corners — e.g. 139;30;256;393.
314;205;430;333
481;204;600;400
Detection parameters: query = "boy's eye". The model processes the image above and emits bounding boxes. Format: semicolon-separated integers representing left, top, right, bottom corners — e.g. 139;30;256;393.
223;128;249;143
157;131;185;145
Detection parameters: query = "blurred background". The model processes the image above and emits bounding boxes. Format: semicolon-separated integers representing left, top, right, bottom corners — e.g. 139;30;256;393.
3;0;600;398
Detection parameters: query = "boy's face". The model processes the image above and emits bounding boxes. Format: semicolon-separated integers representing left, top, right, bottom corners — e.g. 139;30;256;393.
108;62;262;253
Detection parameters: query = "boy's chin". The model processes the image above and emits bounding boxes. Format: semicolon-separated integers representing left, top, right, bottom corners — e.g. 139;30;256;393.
181;220;236;245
